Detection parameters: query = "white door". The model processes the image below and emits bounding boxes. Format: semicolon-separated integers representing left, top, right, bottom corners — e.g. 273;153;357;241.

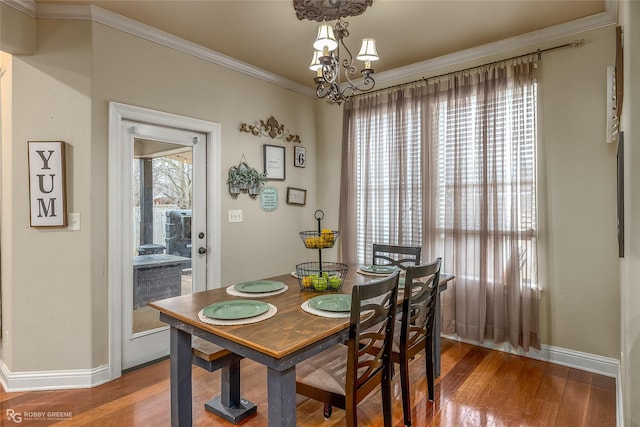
109;102;222;378
120;120;207;370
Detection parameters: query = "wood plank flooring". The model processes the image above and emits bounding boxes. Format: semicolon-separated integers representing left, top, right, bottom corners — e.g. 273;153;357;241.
0;339;616;426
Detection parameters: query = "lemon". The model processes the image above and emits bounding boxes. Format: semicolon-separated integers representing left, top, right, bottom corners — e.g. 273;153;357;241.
305;237;314;248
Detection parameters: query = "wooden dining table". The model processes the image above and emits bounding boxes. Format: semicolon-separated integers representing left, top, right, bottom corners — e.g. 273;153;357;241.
150;267;454;427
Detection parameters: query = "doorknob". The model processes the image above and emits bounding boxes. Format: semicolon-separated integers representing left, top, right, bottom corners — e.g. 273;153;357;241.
198;247;207;255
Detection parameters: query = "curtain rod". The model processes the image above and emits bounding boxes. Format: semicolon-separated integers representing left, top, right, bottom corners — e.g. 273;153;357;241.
354;38;586;99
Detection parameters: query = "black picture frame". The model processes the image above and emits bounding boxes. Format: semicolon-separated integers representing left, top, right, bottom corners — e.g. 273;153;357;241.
617;131;624;258
263;144;286;180
286;187;306;205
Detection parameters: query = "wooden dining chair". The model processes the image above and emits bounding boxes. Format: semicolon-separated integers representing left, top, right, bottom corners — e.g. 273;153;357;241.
394;258;442;426
372;244;421;269
296;271;400;427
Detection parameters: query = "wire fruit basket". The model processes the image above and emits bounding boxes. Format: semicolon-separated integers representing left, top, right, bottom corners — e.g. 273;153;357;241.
296;262;348;292
299;230;340;249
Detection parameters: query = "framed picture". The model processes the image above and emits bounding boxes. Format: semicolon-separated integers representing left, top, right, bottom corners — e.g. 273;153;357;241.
294;146;306;168
286;187;306;206
28;141;68;227
263;144;285;180
617;131;624;258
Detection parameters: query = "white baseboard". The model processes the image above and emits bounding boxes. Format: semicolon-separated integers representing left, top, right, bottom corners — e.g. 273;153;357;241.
442;334;619;377
617;363;624;427
0;359;112;392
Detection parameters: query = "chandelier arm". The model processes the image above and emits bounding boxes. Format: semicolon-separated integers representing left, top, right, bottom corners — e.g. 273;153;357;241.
316;81;331;98
321;60;338;85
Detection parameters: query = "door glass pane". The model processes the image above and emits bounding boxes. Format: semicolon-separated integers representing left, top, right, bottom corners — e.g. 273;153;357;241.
131;139;193;334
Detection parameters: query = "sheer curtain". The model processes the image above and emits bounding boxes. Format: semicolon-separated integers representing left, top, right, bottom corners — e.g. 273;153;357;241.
339;91;423;265
340;61;540;351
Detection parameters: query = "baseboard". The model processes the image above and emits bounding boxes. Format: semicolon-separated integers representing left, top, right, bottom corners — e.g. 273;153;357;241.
442;334;619;377
0;359;112;392
617;363;624;427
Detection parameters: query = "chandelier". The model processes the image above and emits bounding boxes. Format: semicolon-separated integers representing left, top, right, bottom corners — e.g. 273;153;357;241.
293;0;379;104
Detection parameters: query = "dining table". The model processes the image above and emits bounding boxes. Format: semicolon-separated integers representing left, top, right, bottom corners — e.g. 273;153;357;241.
150;266;454;427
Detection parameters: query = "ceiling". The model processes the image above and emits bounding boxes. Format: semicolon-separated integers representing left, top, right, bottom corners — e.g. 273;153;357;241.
34;0;608;90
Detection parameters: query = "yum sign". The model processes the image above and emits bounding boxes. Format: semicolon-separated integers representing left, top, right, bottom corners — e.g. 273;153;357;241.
28;141;67;227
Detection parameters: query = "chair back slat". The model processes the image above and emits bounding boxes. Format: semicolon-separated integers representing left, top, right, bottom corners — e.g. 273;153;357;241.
372;244;421;269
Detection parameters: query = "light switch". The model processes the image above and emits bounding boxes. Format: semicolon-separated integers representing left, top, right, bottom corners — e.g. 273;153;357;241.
68;212;81;230
228;210;243;223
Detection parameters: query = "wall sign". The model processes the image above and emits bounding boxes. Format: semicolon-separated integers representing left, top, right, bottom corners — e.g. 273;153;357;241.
294;146;306;168
260;187;278;212
28;141;68;227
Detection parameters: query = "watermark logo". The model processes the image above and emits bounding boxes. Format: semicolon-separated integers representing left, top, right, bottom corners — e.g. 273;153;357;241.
6;409;22;423
5;409;73;423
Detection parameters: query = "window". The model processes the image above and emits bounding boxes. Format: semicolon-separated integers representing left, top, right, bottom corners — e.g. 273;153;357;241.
347;65;538;287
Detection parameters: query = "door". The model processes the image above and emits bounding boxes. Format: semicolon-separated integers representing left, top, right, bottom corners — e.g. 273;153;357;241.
121;120;207;370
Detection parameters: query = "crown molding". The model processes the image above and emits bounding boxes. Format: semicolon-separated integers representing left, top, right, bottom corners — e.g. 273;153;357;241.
4;0;618;99
374;10;617;88
2;0;35;16
31;3;315;98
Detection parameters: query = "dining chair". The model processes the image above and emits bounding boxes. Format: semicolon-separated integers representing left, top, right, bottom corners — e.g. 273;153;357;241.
372;243;421;269
296;270;400;427
394;258;442;427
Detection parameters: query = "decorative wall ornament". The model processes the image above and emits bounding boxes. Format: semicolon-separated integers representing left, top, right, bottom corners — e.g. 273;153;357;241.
240;116;301;143
227;159;267;199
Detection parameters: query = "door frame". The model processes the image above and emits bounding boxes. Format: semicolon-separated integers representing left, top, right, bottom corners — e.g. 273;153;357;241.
107;102;221;379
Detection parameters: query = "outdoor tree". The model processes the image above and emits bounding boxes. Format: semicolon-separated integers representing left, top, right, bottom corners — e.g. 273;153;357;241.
152;157;192;209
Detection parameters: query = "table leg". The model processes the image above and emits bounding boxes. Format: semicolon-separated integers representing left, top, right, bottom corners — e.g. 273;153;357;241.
222;359;241;407
170;327;192;427
205;358;257;424
434;294;443;378
267;366;297;427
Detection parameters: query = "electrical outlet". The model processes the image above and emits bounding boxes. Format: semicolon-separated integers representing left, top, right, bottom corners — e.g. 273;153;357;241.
228;209;243;223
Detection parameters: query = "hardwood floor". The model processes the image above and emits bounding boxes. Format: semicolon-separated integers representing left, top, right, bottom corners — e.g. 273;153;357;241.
0;339;616;426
